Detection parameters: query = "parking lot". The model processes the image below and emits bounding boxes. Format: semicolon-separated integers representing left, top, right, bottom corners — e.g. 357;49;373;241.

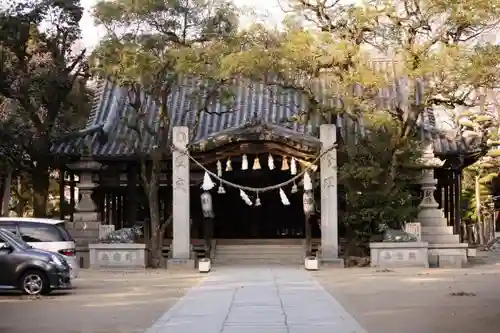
0;270;201;333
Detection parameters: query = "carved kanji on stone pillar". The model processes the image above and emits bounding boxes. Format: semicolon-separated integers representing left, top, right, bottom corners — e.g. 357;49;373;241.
319;124;342;266
172;126;190;260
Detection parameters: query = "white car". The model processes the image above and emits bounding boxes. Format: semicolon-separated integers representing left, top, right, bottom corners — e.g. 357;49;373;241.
0;217;79;279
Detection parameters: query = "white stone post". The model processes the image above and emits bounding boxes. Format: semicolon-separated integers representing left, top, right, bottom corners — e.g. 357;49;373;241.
172;126;191;259
319;124;342;265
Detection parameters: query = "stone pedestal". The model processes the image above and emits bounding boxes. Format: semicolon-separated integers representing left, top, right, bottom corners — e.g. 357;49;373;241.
89;243;147;268
370;242;429;268
417;144;468;267
167;258;195;271
319;124;342;267
172;127;191;260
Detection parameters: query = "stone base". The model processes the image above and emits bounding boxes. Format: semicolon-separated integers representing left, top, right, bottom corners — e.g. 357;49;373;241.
428;243;468;268
76;246;90;268
89;243;147;269
320;258;345;268
167;259;195;271
370;242;429;268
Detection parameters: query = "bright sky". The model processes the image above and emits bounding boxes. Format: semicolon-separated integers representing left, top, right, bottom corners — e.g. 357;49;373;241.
80;0;286;49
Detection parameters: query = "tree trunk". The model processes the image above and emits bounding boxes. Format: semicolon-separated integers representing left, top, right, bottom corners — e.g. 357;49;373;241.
148;188;164;268
1;170;12;216
32;162;50;217
478;222;485;245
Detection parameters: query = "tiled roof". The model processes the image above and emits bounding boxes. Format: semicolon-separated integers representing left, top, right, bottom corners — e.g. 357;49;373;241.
50;77;485;158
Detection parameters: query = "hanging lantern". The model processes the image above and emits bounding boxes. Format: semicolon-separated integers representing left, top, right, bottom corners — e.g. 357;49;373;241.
252;156;261;170
241;154;249;170
216;160;223;177
268;154;275;170
290;157;297;175
291;182;298;193
303;171;313;191
225;158;232;171
255;193;261;206
279;188;290;205
218;184;226;194
303;190;315;215
201;192;215;218
281;157;289;170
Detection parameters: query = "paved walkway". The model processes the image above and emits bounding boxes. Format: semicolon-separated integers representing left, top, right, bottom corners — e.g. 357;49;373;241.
144;267;368;333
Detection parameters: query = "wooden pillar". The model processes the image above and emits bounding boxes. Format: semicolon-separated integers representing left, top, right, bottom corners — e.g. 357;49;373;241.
127;164;138;227
444;183;449;219
59;167;65;220
449;172;455;227
454;170;462;238
70;172;75;222
111;192;117;228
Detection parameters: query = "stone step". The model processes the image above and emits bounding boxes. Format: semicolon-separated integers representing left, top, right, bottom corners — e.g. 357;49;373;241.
421;226;454;235
215;244;304;265
215;239;304;245
421;234;460;244
418;209;446;219
215;258;304;265
216;244;304;252
216;249;305;256
68;229;100;238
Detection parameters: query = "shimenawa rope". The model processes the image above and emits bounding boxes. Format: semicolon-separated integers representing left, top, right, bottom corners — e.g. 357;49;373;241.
170;143;336;193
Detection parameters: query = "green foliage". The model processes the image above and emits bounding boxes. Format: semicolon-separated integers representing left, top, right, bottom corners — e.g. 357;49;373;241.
90;0;239;86
338;117;421;247
0;0;90;216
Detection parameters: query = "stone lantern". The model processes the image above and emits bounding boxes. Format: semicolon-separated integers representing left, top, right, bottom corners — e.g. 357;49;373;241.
417;143;446;213
416;143;468;267
68;157;101;222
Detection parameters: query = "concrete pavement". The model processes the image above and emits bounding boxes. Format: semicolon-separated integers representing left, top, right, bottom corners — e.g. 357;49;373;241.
144;266;367;333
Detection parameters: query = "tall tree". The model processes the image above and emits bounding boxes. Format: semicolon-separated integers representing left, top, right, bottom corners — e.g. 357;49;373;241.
217;0;499;253
0;0;90;216
91;0;240;267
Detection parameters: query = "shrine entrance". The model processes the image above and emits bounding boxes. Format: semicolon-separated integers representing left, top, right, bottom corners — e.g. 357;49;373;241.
208;154;321;239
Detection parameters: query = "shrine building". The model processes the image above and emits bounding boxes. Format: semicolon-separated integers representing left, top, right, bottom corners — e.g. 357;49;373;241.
50;76;485;266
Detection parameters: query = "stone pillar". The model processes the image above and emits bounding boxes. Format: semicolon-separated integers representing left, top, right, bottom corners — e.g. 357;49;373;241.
319;124;343;266
171;126;191;260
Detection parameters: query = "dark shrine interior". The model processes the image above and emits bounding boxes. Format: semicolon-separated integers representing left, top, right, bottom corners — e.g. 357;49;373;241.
194;154;321;239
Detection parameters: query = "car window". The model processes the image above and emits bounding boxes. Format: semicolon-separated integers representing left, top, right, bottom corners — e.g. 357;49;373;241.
18;223;65;242
0;229;30;249
54;223;73;241
0;221;19;235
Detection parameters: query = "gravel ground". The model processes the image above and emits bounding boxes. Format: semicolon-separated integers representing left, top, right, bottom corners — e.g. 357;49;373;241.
0;270;201;333
314;255;500;333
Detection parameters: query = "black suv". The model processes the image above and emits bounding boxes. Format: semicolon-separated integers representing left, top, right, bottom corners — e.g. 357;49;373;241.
0;228;71;295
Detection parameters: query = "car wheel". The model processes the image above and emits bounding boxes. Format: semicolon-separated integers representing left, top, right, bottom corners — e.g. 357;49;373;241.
19;270;50;296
